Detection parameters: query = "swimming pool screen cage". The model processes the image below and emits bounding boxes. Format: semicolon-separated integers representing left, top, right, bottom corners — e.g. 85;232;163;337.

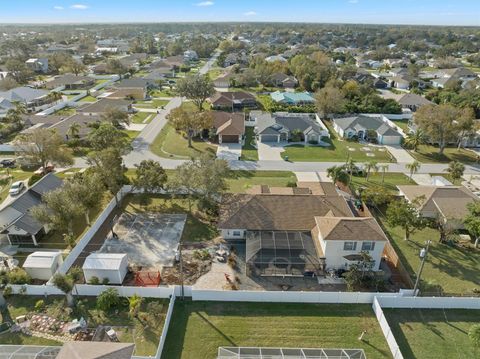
246;231;325;277
0;345;61;359
217;347;367;359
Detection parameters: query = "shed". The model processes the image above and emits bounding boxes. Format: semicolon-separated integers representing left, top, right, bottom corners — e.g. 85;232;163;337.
22;251;63;281
82;253;128;284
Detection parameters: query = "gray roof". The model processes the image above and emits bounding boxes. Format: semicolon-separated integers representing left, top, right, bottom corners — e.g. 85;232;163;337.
50;114;102;138
256;113;323;135
398;93;432;107
334;115;402;137
0;87;48;103
115;78;152;88
77;98;132;113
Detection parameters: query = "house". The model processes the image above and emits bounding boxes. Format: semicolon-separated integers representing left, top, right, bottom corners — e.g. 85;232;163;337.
25;58;49;73
44;74;95;90
373;78;389;89
219;193;387;272
431;67;478;88
265;55;287;63
0;97;14;117
271;73;298;88
209;91;257;110
22;251;63;281
110;77;155;100
0;87;50;109
82;253;128;284
119;53;148;69
96;39;129;53
183;50;199;62
332;114;403;145
270;91;315;106
77;98;133;115
213;73;233;89
50;114;102;140
56;341;135;359
212;111;245;144
397;185;478;229
91;63;109;75
252;111;329;144
0;174;63;246
398;93;433;112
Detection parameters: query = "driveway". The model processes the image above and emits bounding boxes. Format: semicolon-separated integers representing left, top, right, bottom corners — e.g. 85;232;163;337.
257;142;285;161
385;145;415;163
216;143;242;161
295;172;320;182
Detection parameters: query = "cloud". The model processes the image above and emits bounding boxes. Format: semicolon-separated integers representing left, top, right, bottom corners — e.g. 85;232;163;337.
70;4;89;10
195;1;214;6
244;11;257;16
53;6;64;10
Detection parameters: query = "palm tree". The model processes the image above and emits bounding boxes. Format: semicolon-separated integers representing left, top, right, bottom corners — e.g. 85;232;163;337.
46;91;63;104
327;165;349;186
379;164;389;185
68;122;81;139
364;160;378;182
445;160;465;184
128;294;143;320
344;157;356;183
5;101;27;127
404;130;426;152
406;160;421;181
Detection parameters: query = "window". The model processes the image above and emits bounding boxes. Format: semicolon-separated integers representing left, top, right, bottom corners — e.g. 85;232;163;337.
233;231;241;236
362;242;376;251
343;242;357;251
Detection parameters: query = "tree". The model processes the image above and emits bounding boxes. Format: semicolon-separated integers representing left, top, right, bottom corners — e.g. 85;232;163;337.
445;160;465;183
128;294;143;319
315;86;345;121
362;186;393;207
326;165;349;186
406;160;421;181
344;157;357;183
414;104;464;154
387;197;426;241
97;288;120;312
404;130;426;152
379;164;389;185
65;59;87;76
167;107;213;148
5;58;33;83
87;122;132;154
100;108;130;127
64;172;105;225
464;202;480;248
0;77;18;91
67;122;81;139
469;324;480;347
364;160;378;182
14;128;73;169
455;107;475;149
133;160;168;195
107;59;128;79
46;91;63;104
175;74;215;111
51;267;83;307
31;186;83;240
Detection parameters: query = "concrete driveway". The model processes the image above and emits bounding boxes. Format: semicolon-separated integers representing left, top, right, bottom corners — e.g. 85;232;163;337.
385;145;415;163
295;172;320;182
257;142;285;161
216;143;242;161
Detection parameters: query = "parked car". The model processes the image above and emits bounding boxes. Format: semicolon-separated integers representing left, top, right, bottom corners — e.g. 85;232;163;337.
9;181;24;196
34;165;55;176
0;159;16;168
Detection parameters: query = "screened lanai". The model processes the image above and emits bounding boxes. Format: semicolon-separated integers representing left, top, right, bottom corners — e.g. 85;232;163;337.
246;231;325;277
218;347;367;359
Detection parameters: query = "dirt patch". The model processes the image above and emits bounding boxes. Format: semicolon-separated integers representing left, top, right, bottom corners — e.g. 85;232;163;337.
161;249;212;285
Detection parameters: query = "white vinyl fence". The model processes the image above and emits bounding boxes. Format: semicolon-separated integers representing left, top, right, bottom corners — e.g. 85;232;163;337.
372;297;403;359
376;295;480;309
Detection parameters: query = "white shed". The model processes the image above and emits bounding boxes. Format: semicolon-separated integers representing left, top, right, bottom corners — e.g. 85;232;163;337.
22;251;63;281
82;253;128;284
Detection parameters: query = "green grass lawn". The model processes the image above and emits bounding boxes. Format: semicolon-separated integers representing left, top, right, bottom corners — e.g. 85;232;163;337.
162;301;391;359
376;210;480;295
79;95;97;102
351;173;415;193
390;119;410;132
240;127;258;161
122;194;218;243
207;67;224;80
123;130;140;140
385;309;480;359
226;170;296;193
54;106;76;116
0;169;34;204
1;295;168;356
408;145;479;164
282;122;395;163
149;89;175;98
131;112;152;124
135;99;169;109
150;123;217;159
94;79;109;85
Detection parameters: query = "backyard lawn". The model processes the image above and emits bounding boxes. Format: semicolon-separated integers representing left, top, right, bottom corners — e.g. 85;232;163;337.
408;145;479;164
240;127;258;161
385;309;480;359
150;123;217;159
376;211;480;295
226;170;296;193
54;106;76;116
0;295;168;356
149;89;175;98
351;173;415;193
161;301;391;359
389;119;409;132
122;194;218;243
78;95;97;102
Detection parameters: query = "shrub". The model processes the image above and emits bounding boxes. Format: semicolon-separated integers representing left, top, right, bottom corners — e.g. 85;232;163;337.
34;300;45;312
97;288;120;312
88;276;100;285
28;174;44;187
2;286;12;297
7;268;31;284
193;249;211;261
102;277;110;285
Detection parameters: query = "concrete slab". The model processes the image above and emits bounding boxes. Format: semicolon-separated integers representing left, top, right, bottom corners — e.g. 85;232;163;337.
410;174;432;185
125;123;146;131
317;171;332;182
295;172;320;182
385;145;415;163
216;143;242;161
257;142;285;161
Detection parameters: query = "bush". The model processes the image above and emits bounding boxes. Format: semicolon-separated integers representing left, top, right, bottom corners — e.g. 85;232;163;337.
102;277;110;285
34;300;45;312
7;268;31;284
2;286;12;297
88;276;100;285
146;301;164;319
28;174;44;186
193;249;211;261
97;288;120;312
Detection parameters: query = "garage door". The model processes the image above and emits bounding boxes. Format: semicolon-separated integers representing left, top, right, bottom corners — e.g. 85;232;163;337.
221;135;239;143
381;136;402;145
260;135;279;143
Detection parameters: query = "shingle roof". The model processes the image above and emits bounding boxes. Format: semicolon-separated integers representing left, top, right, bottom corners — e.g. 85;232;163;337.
314;217;388;242
219;194;353;231
0;87;48;103
77;98;132;113
333;115;402;137
398;93;432;107
45;74;94;89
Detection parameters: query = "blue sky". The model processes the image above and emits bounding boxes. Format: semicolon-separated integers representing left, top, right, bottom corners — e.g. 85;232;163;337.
0;0;479;25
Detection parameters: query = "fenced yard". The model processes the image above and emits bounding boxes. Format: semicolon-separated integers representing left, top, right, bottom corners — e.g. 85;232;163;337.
384;308;480;359
161;301;391;359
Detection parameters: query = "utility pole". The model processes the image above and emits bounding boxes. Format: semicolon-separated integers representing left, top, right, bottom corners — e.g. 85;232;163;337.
179;242;184;301
413;240;431;296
